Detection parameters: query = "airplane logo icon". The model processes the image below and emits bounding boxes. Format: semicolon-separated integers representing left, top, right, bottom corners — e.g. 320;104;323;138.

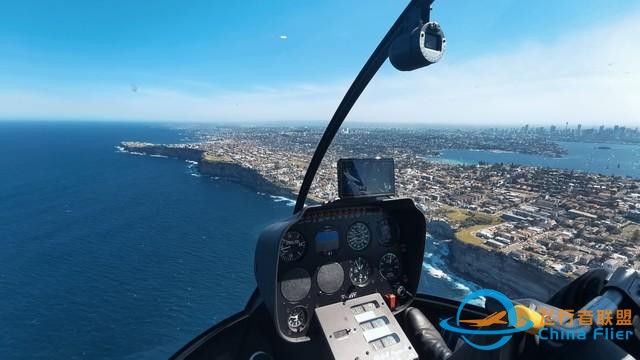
458;311;507;327
440;289;536;351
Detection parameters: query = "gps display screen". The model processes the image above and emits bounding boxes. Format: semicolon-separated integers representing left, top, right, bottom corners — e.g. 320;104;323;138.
337;158;395;198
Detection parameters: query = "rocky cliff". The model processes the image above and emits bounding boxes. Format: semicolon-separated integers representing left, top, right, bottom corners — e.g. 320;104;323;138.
427;219;455;238
427;218;570;300
120;142;298;199
121;143;204;161
446;240;570;300
198;159;298;199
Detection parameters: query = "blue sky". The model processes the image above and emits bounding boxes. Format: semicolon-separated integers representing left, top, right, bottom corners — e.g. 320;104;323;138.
1;0;639;125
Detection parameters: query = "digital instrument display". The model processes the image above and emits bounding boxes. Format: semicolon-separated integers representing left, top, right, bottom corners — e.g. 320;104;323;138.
337;158;395;199
315;227;340;253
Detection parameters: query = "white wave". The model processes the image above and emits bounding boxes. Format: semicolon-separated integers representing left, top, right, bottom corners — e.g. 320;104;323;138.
190;173;201;177
470;296;486;306
423;257;485;306
422;235;486;306
185;160;198;165
454;282;471;291
115;146;148;156
150;154;168;158
269;195;295;207
422;262;448;279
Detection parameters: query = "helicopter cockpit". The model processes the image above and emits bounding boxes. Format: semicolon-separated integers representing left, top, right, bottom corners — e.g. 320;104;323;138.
170;1;640;359
173;155;440;360
255;158;425;358
173;159;640;360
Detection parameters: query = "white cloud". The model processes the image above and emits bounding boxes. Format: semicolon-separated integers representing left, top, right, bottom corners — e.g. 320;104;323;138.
1;11;639;126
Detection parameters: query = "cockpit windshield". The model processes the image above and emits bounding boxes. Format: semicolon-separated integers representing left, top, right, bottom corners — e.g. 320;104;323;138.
1;1;639;359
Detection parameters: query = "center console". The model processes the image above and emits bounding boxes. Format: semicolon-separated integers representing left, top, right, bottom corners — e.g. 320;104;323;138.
316;293;418;360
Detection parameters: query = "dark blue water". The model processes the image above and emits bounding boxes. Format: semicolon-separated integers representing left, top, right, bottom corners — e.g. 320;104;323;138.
4;122;591;359
0;122;294;359
424;141;640;178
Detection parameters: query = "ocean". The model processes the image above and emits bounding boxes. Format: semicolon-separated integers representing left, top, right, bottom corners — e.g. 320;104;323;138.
0;122;295;359
423;142;640;178
1;122;635;360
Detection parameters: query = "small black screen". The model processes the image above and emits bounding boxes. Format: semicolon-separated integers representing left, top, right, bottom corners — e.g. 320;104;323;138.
338;158;395;198
423;32;442;51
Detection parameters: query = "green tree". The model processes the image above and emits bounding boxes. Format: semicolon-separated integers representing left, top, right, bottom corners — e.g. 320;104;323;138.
607;224;622;235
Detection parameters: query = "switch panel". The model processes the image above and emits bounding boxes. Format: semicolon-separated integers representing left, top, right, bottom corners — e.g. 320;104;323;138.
315;293;418;360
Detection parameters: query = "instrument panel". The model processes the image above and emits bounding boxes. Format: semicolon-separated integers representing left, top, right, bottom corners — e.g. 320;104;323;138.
275;206;410;339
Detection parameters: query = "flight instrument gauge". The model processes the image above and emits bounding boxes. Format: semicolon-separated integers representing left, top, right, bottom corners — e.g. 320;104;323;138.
377;218;395;246
379;253;401;281
287;306;308;333
349;257;371;287
280;230;307;262
347;222;371;251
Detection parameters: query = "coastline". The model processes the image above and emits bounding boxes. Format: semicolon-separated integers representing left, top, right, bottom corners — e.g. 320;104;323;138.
445;239;570;299
119;142;301;202
120;141;573;301
427;220;571;300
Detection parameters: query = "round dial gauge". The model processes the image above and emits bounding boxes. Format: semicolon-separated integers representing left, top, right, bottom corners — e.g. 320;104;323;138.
349;257;371;287
287;306;308;332
280;268;311;302
347;222;371;251
317;262;344;294
279;230;307;262
379;253;401;281
377;218;395;246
